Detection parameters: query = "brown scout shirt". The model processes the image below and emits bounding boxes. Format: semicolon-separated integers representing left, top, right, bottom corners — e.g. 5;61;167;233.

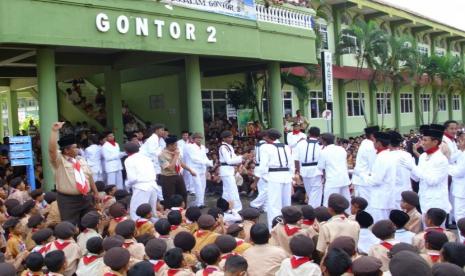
368;239;400;272
193;230;219;255
52;152;93;195
316;215;360;253
404;208;422;234
269;223;314;254
412;227;457;252
243;244;289;276
47;239;82;276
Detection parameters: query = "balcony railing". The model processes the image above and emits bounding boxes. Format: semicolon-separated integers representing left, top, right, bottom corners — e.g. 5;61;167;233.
256;3;313;30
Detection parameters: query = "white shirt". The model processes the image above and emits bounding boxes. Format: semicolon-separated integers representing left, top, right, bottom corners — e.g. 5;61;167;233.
286;131;307;149
317;144;350;188
101;141;124;173
223;209;242;226
276;258;322;276
443;135;459;163
141;134;163;174
449;150;465;199
177;139;189;160
358;228;380;254
394;229;415;244
352;139;376;186
124;152;159;192
293;138;322;178
257;141;294;183
184;143;213;174
219;143;242;177
159;137;166;150
75;254;105;276
411;149;451;213
390;149;413;203
84;144;102;175
254;140;266;178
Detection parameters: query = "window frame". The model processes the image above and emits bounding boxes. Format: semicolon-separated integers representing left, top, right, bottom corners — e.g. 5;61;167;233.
346;91;365;117
400;93;413;113
340;32;358;54
309;90;325;119
438;94;447;111
376;92;392;115
420;94;431;112
452;94;461;111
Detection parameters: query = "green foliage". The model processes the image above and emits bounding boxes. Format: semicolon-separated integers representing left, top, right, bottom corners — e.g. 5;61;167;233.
20;115;39;132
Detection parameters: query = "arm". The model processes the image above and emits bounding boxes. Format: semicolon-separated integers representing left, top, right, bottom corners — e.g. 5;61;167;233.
220;145;243;165
449;153;465;178
49;122;64;168
124;160;137;187
102;145;121;161
411;157;448;186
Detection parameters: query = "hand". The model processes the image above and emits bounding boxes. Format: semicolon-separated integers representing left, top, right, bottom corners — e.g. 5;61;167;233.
190;169;197;177
413;141;422;152
51;122;65;131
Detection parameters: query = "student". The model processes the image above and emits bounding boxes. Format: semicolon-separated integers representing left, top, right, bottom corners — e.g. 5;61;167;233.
243;223;288;276
44;192;60;228
103;247;131;276
155;218;175;250
237;208;260;243
30;189;46;216
424;231;448;266
327;236;359;262
388;251;432;276
356;211;380;255
368;220;400;272
440;242;465;268
31;228;54;255
115;219;145;261
77;211;102;255
0;263;17;276
173;231;198;270
168;210;189;238
300;205;317;237
350;197;368;220
207;208;226;235
184;206;201;234
216;198;241;226
270;206;310;254
76;237;104;276
351;256;383;276
412;208;456;251
193;215;220;254
107;202;128;236
145;238;169;275
21;252;44;276
135;203;156;237
48;221;82;276
225;224;251;255
321;248;352;276
400;191;422;234
432;263;465;276
390;209;415;244
102;185;116;212
169;194;187;217
127;261;155;276
4;217;26;259
163;247;195;276
224;255;248;276
214;235;238;270
276;234;321;276
8;177;30;204
45;250;67;276
196;244;223;276
26;214;45;250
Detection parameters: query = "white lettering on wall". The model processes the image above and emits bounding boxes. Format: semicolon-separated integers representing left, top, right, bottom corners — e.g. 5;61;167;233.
207;26;217;43
185;23;196;40
154;20;165;38
116;15;130;34
135;17;149;36
96;13;110;32
169;22;181;39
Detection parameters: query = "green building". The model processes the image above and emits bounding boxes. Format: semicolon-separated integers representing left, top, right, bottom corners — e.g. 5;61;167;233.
0;0;464;190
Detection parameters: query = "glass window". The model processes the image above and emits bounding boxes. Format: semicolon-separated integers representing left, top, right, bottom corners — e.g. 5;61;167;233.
340;33;358;54
417;44;429;56
309;91;324;118
438;94;447;111
317;23;329;50
376;92;392;115
421;94;431;112
346;91;365;117
453;95;461;111
400;93;413;113
283;91;293;116
201;91;211;99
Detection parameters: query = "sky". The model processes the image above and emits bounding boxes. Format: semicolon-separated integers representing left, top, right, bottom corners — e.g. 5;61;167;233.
383;0;465;31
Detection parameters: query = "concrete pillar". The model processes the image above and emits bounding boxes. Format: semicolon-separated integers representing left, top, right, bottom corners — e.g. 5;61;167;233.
393;88;401;130
7;90;19;136
37;48;58;191
185;56;204;136
414;87;422;125
104;67;124;144
268;61;284;137
337;79;346;137
368;82;378;126
0;98;4;139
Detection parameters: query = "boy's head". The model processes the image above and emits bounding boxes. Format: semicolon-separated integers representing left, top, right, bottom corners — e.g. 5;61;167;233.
81;211;101;230
351;256;383;276
32;228;54;245
136;234;156;246
95;181;105;193
128;261;154;276
104;185;116;195
200;244;221;266
170;194;185;208
197;215;216;231
145;238;167;260
54;221;77;240
224;255;248;276
322;248;352;276
0;263;15;276
400;191;419;211
87;237;103;255
351;197;368;214
25;252;44;272
44;250;66;273
44;192;57;205
441;242;465;268
301;205;315;222
457;218;465;238
27;214;44;229
389;210;410;229
174;232;196;253
372;220;396;240
328;194;349;215
281;206;302;225
239;208;260;222
207;208;224;222
328;236;356;257
167;210;183;226
104;247;130;272
136;204;152;219
226;223;245;239
315;206;332;223
4;198;19;214
102;235;124;251
164;247;184;269
356;211;374;229
115;219;136;239
215;235;237;254
155;218;171;236
3;217;21;234
22;200;37;215
425;208;447;227
109;202;127;218
10;204;24;218
425;231;448;251
30;189;44;202
10;177;25;190
250;223;269;245
185;206;201;223
216;198;230;213
289;234;314;257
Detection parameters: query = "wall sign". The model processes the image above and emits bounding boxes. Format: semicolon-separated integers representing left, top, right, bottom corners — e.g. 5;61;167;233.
9;136;36;190
163;0;256;20
321;51;333;103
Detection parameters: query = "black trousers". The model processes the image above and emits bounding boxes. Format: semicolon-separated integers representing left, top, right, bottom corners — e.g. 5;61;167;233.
159;175;187;209
57;192;93;226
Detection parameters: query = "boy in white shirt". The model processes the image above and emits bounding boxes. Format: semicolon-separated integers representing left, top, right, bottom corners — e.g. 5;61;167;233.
389;210;415;244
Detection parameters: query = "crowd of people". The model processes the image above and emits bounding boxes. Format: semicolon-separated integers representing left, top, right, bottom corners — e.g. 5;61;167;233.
0;114;464;275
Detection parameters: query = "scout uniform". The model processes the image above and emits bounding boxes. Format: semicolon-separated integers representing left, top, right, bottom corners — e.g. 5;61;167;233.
412;227;456;252
238;208;259;243
276;234;321;276
77;212;102;255
270;223;312;255
48;222;82;276
103;247;130;276
161;269;195;276
45;200;61;227
107;202;128;236
149;259;169;275
169;224;189;239
243;243;289;276
368;220;400;272
136;218;155;236
75;253;104;275
195;265;223;276
193;215;219;254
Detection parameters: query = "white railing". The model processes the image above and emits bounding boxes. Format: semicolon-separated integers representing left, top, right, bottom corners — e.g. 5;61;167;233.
255;3;313;30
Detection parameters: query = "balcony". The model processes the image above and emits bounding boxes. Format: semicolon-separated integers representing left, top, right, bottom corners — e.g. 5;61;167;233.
255;2;314;30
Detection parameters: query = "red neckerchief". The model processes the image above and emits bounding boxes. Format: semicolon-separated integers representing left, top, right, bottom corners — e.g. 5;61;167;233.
171;207;184;213
31;228;38;233
302;219;314;226
103;195;113;203
236;239;244;246
221;252;238;260
425;146;439;155
104;273;117;276
167;269;180;276
196;230;208;238
376;147;388;154
429;253;441;263
380;241;393;250
292;130;301;135
444;132;455;141
113;216;127;223
203;266;218;276
290;256;311;269
136;218;149;229
122;240;133;249
38;243;52;254
159;235;170;239
83;254;100;265
284;224;301;236
25;271;42;276
54;240;70;251
152;260;166;272
108;141;116;147
170;225;179;231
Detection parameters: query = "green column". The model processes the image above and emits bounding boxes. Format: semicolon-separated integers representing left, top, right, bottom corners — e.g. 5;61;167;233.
414;87;422;126
0;98;4;139
368;81;378;126
7;90;19;136
447;92;453;120
104;67;124;144
461;91;465;123
185;56;204;136
337;79;347;137
37;48;58;191
432;87;438;123
268;61;284;136
393;87;401;130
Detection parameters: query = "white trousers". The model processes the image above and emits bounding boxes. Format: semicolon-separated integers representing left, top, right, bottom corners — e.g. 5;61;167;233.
106;171;124;190
250;178;267;210
129;187;158;220
222;175;242;211
367;208;391;223
193;172;207;207
183;170;193;193
92;172;104;182
303;176;323;207
323;186;351;208
354;185;370;201
266;180;292;230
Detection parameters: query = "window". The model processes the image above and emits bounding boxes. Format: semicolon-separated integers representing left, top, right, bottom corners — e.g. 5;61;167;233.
317;23;329;50
346;92;365;116
400;93;413;113
417;44;429;56
421;94;431;112
340;33;358;54
376;92;392;115
453;95;461;111
309;91;325;118
435;49;446;57
262;90;293;118
438;94;447;111
201;90;236;122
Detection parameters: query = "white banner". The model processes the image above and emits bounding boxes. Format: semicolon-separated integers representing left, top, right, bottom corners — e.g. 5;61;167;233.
164;0;256;20
321;51;333;103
